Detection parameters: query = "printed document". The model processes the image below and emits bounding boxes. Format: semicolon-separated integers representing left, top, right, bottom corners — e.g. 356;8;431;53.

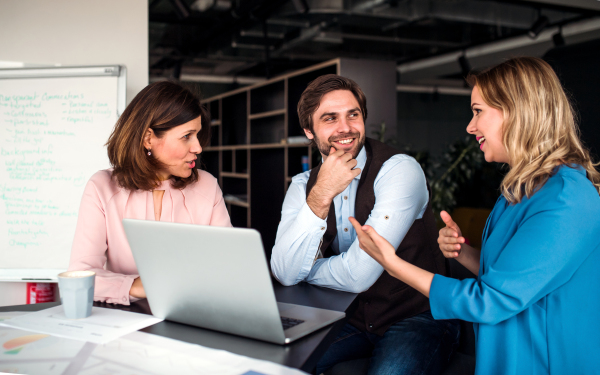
0;306;163;344
0;322;307;375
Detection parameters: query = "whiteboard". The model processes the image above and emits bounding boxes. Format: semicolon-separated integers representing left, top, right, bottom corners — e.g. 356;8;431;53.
0;66;126;281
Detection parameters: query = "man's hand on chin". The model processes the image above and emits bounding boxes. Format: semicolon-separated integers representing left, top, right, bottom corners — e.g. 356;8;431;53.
307;147;361;219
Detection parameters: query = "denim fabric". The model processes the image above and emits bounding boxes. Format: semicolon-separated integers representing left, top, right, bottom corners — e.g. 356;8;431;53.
316;311;460;375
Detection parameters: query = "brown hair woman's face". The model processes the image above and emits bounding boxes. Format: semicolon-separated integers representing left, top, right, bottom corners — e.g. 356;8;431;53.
149;117;202;180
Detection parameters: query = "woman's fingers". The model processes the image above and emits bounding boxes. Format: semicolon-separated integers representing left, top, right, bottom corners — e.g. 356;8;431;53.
440;211;458;230
349;217;375;250
442;243;462;252
440;210;462;237
438;235;465;245
349;217;396;260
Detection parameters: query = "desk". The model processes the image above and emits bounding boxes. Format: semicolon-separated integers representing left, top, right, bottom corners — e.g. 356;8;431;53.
0;279;358;373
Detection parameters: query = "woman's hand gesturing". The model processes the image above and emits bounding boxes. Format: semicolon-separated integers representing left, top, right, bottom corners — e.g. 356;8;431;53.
438;211;466;259
348;217;396;267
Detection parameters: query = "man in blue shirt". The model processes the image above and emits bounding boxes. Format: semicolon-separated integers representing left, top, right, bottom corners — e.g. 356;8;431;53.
270;74;459;375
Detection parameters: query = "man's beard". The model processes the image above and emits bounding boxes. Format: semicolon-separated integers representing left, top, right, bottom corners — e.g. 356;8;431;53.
313;131;365;159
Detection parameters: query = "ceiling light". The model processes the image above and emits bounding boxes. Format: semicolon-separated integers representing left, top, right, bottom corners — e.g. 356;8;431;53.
528;16;549;39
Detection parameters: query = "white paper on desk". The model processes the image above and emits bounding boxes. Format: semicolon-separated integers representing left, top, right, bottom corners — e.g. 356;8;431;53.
0;324;307;375
0;305;163;344
0;311;28;321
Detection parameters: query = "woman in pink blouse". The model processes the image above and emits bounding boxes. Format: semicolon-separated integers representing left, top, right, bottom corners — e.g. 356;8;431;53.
68;82;231;305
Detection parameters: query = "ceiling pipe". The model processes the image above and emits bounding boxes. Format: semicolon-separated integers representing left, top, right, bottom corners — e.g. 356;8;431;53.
178;74;266;85
397;17;600;80
397;84;471;96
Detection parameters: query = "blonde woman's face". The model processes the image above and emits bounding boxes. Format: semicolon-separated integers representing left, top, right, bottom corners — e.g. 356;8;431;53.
467;86;509;164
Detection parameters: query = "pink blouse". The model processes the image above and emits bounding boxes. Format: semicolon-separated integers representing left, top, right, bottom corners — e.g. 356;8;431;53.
68;169;232;305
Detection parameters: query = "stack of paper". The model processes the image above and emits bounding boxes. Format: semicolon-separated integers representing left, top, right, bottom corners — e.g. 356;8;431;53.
0;311;307;375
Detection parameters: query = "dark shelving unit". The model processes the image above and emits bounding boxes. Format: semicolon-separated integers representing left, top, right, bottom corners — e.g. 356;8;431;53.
199;58;397;259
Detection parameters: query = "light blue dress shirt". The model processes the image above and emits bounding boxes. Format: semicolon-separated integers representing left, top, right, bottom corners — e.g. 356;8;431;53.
430;165;600;375
270;146;429;293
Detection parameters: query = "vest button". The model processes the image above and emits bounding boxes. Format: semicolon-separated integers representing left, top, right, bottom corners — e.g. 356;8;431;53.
368;323;373;329
365;301;370;305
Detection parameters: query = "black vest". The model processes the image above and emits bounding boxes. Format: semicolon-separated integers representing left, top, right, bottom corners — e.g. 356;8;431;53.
306;138;447;335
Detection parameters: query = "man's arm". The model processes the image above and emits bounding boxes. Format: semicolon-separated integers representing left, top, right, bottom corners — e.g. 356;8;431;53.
305;155;429;293
271;147;361;285
270;174;329;286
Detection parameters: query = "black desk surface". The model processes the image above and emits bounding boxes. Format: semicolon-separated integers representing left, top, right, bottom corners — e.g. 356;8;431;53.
0;279;358;373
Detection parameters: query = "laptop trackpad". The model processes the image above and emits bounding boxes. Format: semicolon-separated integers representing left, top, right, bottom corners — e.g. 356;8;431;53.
277;302;295;313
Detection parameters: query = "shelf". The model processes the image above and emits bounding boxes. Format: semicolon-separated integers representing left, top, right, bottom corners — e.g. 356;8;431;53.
204;143;311;151
197;58;395;260
225;199;249;208
205;143;287;151
221;172;249;179
224;194;249;207
250;114;285;144
249;108;286;120
251;81;285;114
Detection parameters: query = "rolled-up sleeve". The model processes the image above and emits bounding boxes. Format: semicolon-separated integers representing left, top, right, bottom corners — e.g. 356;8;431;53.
270;173;328;286
305;155;428;293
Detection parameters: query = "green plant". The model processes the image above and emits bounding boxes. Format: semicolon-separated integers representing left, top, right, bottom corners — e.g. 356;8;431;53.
429;136;485;216
372;121;397;147
376;126;499;221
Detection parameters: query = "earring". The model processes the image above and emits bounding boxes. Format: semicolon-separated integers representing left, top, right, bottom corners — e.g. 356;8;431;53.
147;150;152;156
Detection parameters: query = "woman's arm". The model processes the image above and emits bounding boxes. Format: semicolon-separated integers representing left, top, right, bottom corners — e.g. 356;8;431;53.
348;217;434;297
69;174;141;304
348;209;482;298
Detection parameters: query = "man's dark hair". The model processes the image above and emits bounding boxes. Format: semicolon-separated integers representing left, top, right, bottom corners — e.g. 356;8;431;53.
297;74;368;135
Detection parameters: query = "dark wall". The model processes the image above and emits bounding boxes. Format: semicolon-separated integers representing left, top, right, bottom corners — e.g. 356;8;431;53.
395;92;472;161
544;39;600;159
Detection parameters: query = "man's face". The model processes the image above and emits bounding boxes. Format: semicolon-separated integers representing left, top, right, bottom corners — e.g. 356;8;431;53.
304;90;366;160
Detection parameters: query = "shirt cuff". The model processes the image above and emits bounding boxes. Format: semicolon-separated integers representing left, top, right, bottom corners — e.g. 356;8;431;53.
296;202;328;233
118;274;138;305
430;273;460;320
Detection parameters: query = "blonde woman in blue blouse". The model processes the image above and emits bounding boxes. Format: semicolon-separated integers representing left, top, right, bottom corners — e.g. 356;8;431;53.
349;57;600;375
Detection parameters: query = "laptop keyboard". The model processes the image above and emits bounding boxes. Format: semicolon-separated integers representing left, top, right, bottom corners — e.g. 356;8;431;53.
281;316;305;330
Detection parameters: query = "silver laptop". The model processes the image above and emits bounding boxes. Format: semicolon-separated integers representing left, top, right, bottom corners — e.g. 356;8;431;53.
122;219;345;344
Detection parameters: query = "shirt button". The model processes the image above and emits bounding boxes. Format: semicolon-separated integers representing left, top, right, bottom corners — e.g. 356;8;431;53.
321;227;325;230
384;215;389;220
368;323;373;329
343;196;348;200
344;228;348;232
123;297;127;302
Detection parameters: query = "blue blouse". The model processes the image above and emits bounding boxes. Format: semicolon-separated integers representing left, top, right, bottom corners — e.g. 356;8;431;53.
430;165;600;375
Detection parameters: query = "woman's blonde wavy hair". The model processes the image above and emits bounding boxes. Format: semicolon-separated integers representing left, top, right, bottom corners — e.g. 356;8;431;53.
468;57;600;204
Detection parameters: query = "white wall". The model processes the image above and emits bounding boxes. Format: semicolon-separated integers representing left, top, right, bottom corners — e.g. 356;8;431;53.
0;0;148;103
0;0;148;306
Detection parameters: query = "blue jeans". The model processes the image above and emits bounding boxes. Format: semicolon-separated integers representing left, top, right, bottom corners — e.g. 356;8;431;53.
316;311;460;375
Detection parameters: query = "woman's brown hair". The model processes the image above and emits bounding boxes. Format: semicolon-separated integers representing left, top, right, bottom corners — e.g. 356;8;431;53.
106;81;211;191
468;57;600;203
